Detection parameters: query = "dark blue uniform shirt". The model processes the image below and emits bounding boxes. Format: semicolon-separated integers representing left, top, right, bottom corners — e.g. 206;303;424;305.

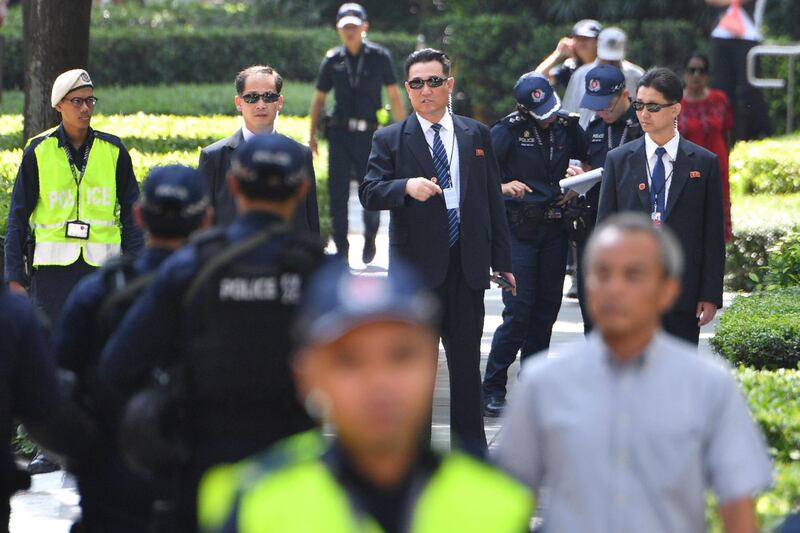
316;41;397;121
97;213;301;398
491;110;587;206
55;246;174;375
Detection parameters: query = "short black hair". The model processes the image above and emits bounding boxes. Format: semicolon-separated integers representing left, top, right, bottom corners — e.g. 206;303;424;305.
637;67;682;103
235;65;283;95
684;51;710;71
404;48;451;78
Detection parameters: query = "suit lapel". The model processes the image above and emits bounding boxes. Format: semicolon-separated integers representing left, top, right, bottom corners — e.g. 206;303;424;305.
453;115;472;205
629;139;650;211
227;129;244;151
403;115;437;180
665;139;691;220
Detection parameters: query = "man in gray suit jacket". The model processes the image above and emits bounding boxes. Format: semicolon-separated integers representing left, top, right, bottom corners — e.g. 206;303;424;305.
199;65;319;232
359;49;514;453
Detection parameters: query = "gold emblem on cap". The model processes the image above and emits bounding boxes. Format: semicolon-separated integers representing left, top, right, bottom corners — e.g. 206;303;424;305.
523;130;530;138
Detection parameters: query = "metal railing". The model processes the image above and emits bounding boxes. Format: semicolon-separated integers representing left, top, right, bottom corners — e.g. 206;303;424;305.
747;44;800;134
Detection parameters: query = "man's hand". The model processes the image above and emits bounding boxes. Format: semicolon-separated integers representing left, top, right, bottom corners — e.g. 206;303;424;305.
696;301;718;326
406;177;442;202
492;272;517;297
8;281;26;295
309;135;319;158
501;180;532;199
565;164;585;177
556;37;575;59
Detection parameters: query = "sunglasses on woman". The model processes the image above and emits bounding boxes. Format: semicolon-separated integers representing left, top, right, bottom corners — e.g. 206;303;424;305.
685;67;708;76
406;76;450;90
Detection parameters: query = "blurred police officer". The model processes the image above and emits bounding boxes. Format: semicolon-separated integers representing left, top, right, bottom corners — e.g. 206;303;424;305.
498;213;772;533
482;72;586;417
199;65;320;233
98;134;326;532
200;261;533;533
535;19;602;91
0;285;100;531
309;2;406;263
4;69;143;323
54;165;210;533
572;64;643;333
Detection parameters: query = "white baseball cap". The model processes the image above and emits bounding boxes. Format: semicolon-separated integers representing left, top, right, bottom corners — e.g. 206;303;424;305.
597;27;627;62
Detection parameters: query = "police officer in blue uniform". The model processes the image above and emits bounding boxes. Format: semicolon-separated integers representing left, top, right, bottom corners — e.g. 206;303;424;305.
309;2;406;263
54;165;210;533
482;72;586;417
0;286;99;530
98;134;326;532
573;64;643;333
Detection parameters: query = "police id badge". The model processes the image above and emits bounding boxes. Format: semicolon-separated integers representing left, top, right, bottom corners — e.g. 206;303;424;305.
650;211;663;228
65;220;90;240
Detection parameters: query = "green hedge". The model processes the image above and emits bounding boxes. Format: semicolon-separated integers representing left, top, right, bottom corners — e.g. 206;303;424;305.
730;134;800;195
725;193;800;291
0;27;416;90
710;288;800;370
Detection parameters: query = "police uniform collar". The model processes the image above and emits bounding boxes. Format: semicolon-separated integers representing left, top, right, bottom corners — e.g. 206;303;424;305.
233;211;285;228
55;122;94;148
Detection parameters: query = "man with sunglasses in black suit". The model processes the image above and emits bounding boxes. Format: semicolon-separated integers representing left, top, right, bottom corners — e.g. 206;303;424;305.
199;65;320;233
360;48;514;455
597;67;725;345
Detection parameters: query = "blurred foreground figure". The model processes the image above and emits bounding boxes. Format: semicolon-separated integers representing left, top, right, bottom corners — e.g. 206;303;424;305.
199;261;534;533
497;212;772;533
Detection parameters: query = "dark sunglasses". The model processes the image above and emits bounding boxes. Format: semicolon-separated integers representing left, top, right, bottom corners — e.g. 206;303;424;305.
241;91;280;104
632;100;677;113
407;76;449;90
64;96;98;108
686;67;708;75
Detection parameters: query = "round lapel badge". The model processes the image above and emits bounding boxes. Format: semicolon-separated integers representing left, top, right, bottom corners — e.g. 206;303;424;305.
639;183;647;191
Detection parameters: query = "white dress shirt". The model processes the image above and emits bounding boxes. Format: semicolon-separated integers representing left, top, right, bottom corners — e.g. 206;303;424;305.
416;112;461;214
242;124;275;142
644;132;680;210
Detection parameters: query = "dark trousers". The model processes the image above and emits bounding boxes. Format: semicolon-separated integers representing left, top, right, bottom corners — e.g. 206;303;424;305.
663;310;701;346
484;224;568;400
31;257;96;326
711;37;772;141
431;243;487;454
328;128;380;254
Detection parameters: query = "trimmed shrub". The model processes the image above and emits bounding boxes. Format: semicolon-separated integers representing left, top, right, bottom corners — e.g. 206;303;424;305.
730;134;800;195
710;288;800;370
725;193;800;291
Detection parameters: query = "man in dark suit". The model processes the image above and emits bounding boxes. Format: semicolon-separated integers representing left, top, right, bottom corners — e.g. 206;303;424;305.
199;65;320;233
359;48;514;453
597;67;725;345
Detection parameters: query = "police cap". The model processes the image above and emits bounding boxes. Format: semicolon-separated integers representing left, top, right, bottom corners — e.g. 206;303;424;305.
581;64;626;111
140;165;207;238
514;72;561;120
230;133;308;200
295;260;439;348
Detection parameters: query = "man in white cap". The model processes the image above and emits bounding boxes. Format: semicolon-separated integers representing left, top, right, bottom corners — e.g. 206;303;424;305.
4;69;143;326
562;27;645;128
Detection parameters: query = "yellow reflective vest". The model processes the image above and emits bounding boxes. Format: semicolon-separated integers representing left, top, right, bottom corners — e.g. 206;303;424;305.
27;127;123;267
198;431;534;533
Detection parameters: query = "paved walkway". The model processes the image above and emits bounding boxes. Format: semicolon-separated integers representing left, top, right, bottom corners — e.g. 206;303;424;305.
9;185;728;531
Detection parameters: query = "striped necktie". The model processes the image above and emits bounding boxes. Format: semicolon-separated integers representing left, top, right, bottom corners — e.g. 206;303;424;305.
431;123;459;247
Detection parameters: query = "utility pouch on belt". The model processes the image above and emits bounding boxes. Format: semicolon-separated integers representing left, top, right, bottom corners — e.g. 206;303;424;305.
506;203;544;242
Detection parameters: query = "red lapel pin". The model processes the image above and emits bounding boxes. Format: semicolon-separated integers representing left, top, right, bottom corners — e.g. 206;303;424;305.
475;148;485;157
690;171;701;179
639;183;646;191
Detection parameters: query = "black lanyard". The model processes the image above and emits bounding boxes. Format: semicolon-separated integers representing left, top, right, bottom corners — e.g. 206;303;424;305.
344;48;366;89
62;136;93;220
607;122;629;150
531;125;555;179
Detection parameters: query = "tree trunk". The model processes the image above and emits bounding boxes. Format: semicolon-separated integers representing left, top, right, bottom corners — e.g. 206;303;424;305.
22;0;91;142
